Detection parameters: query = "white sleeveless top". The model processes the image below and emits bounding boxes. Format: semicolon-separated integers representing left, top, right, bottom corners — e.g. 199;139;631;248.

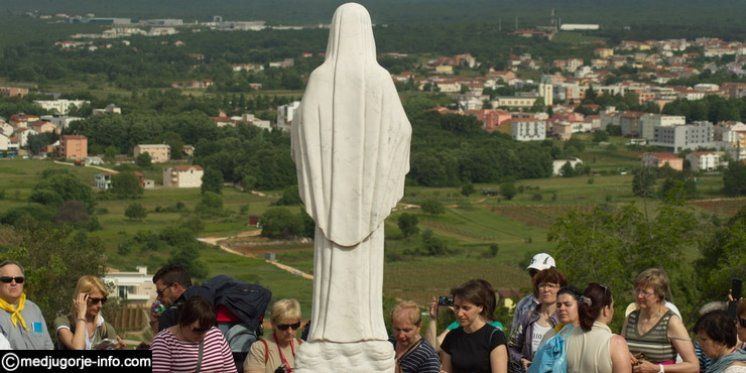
565;321;613;373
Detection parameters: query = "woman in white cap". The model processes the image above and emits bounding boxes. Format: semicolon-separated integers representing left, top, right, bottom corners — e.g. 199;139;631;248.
509;253;556;346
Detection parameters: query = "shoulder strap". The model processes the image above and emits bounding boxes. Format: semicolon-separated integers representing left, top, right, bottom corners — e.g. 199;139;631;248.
195;338;205;373
260;338;269;364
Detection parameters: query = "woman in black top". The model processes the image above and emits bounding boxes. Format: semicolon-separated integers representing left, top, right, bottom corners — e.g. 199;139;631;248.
440;279;508;373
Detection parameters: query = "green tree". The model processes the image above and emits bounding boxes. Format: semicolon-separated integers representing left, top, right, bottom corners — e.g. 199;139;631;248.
135;152;152;168
124;203;147;221
461;183;475;196
201;167;223;195
632;167;657;198
397;213;420;237
500;182;517;200
0;224;107;330
112;172;143;199
103;146;118;163
420;199;445;215
30;171;95;213
723;161;746;196
274;185;302;205
696;207;746;299
419;229;449;256
260;207;303;239
560;162;576;177
196;192;223;216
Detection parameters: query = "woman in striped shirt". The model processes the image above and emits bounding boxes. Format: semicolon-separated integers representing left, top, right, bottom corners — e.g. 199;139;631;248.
622;268;698;373
151;296;237;373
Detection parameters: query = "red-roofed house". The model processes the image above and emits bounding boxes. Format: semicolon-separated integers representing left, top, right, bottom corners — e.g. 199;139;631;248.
163;165;204;188
29;121;56;134
465;109;512;132
642;152;683;171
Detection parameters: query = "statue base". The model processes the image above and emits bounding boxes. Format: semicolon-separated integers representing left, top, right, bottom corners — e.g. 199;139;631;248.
294;340;395;373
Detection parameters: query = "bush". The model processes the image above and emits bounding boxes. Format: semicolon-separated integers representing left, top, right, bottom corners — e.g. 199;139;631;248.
531;193;543;201
397;213;420;237
260;207;304;239
124;203;147;221
500;182;517;200
420;199;445;215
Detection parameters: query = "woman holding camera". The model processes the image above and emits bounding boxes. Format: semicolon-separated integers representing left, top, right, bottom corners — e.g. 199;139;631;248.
245;299;303;373
622;269;698;373
151;296;237;372
439;279;508;373
508;268;566;372
55;275;122;350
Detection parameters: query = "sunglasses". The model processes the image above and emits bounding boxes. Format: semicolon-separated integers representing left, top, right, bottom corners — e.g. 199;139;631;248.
0;276;24;284
88;297;107;305
276;322;301;331
739;318;746;328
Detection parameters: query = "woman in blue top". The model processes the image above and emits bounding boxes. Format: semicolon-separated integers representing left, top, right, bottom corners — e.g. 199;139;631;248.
439;279;508;373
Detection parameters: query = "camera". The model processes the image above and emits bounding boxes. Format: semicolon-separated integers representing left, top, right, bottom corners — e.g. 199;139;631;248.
438;296;453;306
274;365;288;373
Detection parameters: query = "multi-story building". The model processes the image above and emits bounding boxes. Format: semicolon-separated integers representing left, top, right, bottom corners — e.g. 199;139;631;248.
539;76;553;106
619;111;645;137
103;266;156;306
640;114;686;141
642;152;683;171
133;144;171;163
276;101;301;132
163;165;204;188
33;99;90;115
0;86;29;97
721;122;746;161
492;96;538;109
59;135;88;161
652;121;714;153
685;151;724;172
511;120;546;141
95;173;113;190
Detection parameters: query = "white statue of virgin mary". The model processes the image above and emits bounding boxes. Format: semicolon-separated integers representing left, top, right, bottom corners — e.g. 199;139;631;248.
290;2;411;371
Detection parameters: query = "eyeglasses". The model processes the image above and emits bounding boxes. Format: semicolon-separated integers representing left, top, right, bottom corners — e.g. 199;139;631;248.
538;283;560;289
156;284;171;297
634;288;656;298
276;322;301;331
739;317;746;328
87;297;107;305
0;276;24;284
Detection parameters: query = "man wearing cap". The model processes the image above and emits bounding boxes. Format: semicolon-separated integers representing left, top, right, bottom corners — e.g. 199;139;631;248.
0;260;54;349
509;253;556;341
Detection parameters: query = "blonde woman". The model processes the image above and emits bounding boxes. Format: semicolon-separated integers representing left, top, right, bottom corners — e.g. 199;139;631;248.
55;275;122;350
245;299;303;373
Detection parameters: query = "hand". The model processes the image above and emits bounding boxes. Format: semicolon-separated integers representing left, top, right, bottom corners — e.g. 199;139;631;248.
115;336;126;350
632;360;659;373
429;297;439;319
521;358;532;370
149;311;159;333
629;352;638;367
73;293;88;319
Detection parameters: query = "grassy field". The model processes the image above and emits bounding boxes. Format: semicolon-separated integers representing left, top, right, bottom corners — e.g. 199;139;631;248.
1;153;743;318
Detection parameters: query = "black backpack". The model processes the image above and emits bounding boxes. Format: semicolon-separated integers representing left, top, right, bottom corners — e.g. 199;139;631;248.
183;275;272;371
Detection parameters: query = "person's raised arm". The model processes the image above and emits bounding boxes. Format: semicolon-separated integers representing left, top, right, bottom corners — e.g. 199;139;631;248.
426;297;439;350
57;293;88;350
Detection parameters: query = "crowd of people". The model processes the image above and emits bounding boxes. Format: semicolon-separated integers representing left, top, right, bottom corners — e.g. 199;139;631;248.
0;256;744;373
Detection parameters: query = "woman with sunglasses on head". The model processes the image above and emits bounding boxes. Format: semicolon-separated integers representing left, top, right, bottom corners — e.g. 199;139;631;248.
151;296;237;372
565;283;631;373
246;299;303;373
622;268;698;373
55;275;123;350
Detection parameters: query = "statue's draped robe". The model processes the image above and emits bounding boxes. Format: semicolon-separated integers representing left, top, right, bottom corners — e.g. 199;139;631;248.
290;3;411;343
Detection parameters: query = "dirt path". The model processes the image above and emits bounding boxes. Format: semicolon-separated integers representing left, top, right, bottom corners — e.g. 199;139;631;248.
197;233;314;281
53;160;119;174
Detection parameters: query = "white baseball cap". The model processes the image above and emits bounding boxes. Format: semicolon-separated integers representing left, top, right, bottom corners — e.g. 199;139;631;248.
527;253;556;271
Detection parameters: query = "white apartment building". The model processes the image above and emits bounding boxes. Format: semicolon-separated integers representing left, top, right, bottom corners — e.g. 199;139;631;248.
512;120;546;141
493;96;538;109
721;122;746;161
163;165;203;188
686;151;724;172
133;144;171;163
33;99;90;115
276;101;301;132
640;114;686;140
95;173;113;190
539;76;553;106
653;121;714;153
103;266;156;305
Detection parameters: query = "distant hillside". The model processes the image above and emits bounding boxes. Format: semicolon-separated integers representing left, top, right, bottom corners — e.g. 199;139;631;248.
3;0;745;30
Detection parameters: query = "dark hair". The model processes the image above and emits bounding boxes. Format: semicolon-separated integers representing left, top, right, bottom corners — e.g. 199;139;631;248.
694;310;737;348
578;283;613;331
451;279;496;320
178;296;216;329
532;268;567;295
557;285;583;301
153;264;192;288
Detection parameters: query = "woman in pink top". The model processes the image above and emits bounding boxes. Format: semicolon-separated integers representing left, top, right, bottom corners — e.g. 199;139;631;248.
151;296;237;373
